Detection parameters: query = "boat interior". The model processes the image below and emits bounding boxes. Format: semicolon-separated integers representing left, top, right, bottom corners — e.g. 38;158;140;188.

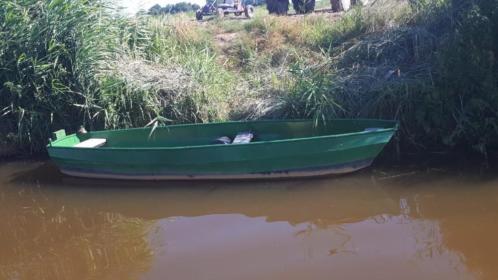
50;119;397;148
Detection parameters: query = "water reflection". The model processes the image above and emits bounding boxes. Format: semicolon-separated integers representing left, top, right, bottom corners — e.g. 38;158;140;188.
393;176;498;280
1;161;497;279
0;162;153;280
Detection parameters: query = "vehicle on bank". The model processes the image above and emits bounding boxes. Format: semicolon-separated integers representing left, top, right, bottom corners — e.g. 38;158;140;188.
266;0;369;15
196;0;254;20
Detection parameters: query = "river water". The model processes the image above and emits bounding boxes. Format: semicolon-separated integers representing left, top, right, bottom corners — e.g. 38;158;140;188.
1;160;497;280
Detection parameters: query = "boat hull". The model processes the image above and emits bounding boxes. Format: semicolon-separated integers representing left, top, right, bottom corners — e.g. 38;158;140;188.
47;119;397;180
58;158;374;180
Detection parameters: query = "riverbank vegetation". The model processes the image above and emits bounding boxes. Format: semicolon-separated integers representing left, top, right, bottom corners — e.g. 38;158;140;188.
148;2;201;15
1;0;497;159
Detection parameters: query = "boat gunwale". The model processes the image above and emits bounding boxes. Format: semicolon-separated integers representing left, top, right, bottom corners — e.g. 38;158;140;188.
47;119;398;151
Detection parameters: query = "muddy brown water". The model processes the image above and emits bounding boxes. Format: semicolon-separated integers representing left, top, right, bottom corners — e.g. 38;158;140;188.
1;161;498;280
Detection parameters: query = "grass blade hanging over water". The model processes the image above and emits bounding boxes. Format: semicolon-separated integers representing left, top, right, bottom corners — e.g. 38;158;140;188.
146;116;172;140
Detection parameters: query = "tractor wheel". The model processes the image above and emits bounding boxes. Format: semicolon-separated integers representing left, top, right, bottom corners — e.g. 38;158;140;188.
291;0;302;13
266;0;289;15
292;0;315;14
330;0;343;12
195;10;203;20
244;5;254;18
217;8;225;18
305;0;316;13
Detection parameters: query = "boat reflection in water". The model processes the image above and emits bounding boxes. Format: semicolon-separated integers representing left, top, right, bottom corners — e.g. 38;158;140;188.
1;161;497;279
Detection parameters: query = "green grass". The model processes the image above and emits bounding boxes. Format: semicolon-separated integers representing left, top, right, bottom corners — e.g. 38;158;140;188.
0;3;237;153
1;0;498;158
234;0;498;156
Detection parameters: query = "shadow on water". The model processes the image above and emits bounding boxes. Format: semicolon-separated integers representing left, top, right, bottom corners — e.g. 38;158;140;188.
6;161;402;225
3;160;498;279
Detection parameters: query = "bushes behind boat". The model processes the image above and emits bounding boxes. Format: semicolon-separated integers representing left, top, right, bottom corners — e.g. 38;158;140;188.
1;0;498;159
0;1;236;154
260;0;498;156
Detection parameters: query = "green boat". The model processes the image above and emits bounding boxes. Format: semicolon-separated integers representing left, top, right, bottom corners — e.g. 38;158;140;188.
47;119;397;180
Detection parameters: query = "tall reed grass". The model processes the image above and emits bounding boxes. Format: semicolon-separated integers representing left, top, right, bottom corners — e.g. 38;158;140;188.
237;0;498;155
0;2;236;153
1;0;497;157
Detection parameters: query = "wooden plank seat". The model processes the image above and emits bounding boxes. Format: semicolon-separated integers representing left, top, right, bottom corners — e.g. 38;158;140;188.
74;138;107;148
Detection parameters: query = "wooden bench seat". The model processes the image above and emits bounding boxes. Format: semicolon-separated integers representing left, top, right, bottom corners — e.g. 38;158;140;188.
74;138;107;148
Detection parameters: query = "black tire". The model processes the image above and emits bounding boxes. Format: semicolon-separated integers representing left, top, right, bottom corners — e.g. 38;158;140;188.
330;0;343;12
266;0;289;15
305;0;315;13
195;10;203;20
292;0;315;13
244;5;254;18
291;0;301;13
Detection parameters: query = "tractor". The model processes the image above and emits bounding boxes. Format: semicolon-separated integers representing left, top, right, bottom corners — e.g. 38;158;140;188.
196;0;255;20
265;0;368;15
